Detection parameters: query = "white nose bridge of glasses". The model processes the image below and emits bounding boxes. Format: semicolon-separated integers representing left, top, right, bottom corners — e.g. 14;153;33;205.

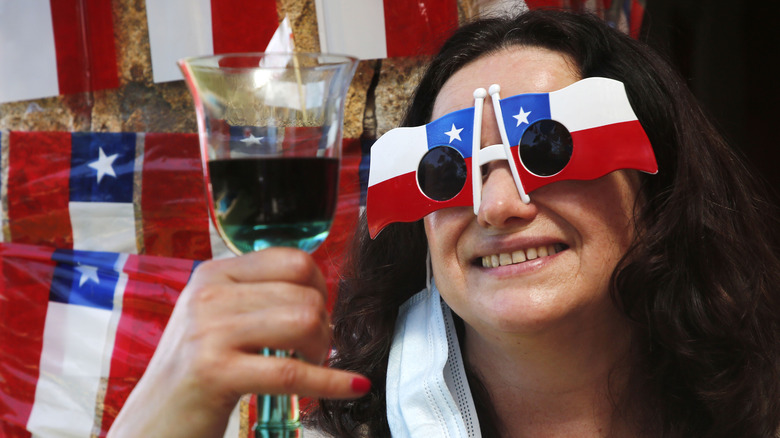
470;85;532;214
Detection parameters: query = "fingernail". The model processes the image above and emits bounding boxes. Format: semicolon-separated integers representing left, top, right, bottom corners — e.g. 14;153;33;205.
350;376;371;393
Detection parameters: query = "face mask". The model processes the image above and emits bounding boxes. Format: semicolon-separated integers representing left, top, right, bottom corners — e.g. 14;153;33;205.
366;77;657;238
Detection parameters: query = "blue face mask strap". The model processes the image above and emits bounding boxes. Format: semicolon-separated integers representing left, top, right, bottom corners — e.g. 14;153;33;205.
488;84;532;204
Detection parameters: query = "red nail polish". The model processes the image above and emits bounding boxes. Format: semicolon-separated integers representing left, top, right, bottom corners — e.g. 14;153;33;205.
350;376;371;393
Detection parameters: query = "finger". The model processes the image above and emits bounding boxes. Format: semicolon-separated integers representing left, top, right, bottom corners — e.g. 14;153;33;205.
187;281;327;318
210;305;331;365
192;248;327;292
229;355;371;400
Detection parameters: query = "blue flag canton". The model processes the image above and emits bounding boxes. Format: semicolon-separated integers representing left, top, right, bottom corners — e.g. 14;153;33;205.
69;132;136;203
425;107;475;159
499;92;552;146
49;249;121;311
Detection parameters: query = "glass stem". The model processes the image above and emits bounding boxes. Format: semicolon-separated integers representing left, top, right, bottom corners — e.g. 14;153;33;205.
255;348;301;438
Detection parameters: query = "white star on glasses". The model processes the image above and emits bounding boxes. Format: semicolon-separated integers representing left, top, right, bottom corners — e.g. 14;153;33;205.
75;265;100;287
444;124;463;143
240;134;264;145
513;107;532;127
87;147;119;183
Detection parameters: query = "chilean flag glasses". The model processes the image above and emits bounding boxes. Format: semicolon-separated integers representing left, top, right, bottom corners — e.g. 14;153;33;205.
366;77;658;238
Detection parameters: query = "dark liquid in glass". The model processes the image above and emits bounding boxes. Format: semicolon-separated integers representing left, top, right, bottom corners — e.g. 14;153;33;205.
208;157;339;253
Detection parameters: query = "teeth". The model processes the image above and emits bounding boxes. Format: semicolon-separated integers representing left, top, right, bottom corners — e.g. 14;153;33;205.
481;244;563;268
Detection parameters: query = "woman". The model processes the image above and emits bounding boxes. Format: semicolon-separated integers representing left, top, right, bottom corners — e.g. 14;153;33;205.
110;9;780;438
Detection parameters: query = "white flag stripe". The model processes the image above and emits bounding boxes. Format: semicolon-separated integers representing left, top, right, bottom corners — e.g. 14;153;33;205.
315;0;388;59
0;0;59;103
146;0;213;83
367;126;429;186
548;78;637;132
69;202;138;254
27;302;114;437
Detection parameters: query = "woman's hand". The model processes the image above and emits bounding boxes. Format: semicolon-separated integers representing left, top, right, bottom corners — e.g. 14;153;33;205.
108;248;370;438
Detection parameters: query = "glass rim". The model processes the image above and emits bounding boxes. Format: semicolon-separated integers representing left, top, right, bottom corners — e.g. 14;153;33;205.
177;52;358;71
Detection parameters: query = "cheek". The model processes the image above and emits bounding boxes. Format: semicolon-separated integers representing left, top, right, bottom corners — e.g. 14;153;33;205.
423;209;472;269
542;173;638;262
569;176;638;260
591;180;638;249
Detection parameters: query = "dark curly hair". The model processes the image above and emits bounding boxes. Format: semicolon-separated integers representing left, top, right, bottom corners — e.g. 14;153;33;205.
308;9;780;438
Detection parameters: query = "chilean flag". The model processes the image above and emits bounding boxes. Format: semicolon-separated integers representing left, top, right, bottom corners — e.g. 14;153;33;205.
367;107;477;237
314;0;459;59
366;77;656;237
0;243;196;437
3;131;229;260
145;0;279;83
499;77;656;193
0;0;119;103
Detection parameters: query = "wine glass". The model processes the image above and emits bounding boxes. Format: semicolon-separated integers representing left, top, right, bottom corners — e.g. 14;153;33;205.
178;52;357;437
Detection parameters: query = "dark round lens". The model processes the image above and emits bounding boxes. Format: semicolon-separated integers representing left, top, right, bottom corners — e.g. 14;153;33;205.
417;146;468;201
518;120;573;176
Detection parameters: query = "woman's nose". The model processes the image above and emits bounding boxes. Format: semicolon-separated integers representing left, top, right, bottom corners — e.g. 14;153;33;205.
476;162;538;229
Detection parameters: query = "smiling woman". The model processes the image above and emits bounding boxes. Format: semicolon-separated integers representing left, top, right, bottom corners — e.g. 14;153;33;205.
313;9;780;438
108;9;780;438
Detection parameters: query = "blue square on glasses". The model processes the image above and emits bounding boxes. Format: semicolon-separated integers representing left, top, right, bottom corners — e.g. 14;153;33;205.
425;107;475;159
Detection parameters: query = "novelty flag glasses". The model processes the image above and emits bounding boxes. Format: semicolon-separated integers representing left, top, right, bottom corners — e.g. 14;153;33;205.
366;77;658;238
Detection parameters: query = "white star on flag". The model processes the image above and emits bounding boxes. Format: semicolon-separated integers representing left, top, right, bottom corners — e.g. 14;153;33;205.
444;124;463;143
87;147;119;183
74;265;100;287
240;134;264;145
513;107;531;127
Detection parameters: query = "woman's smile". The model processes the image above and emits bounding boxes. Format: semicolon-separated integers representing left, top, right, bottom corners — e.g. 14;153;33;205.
478;243;568;268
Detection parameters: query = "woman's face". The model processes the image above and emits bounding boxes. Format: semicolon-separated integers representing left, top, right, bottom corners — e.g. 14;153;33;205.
425;47;639;339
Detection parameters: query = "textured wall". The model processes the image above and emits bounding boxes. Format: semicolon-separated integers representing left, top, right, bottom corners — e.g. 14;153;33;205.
0;0;512;138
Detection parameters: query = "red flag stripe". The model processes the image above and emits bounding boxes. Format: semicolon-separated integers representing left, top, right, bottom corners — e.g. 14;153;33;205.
7;132;73;248
382;0;458;58
141;133;212;260
49;0;118;94
98;254;194;436
210;0;279;54
629;0;645;39
516;120;656;193
0;244;56;437
312;140;362;310
83;0;120;92
49;0;87;94
366;159;473;238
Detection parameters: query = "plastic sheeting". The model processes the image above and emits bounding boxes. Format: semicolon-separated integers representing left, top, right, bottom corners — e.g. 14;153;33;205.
0;131;362;436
